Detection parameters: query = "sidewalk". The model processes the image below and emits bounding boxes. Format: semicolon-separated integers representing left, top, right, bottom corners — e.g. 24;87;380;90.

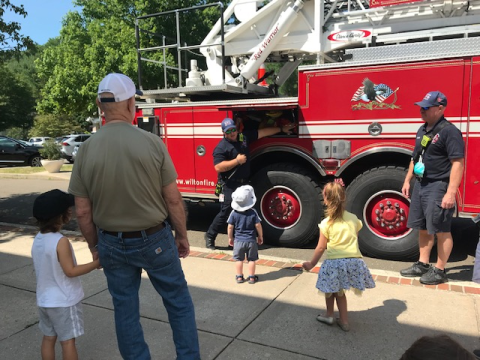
1;229;479;359
0;169;71;181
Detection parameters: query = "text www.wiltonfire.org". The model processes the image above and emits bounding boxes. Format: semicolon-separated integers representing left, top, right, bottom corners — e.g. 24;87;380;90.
176;179;215;186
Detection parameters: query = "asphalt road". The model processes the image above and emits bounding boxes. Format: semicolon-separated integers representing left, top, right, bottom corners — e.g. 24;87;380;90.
1;178;478;281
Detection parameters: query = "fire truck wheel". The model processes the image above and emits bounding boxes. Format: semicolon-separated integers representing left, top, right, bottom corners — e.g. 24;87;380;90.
251;163;323;247
346;166;419;260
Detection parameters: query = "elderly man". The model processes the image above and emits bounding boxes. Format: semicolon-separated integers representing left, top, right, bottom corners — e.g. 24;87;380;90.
400;91;464;285
69;73;200;359
204;116;295;250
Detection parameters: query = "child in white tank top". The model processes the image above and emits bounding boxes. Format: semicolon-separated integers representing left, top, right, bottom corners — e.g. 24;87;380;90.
31;189;100;360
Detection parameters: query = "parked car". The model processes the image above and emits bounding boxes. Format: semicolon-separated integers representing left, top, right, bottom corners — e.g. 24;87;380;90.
61;134;91;162
71;144;81;163
0;136;42;167
28;137;52;147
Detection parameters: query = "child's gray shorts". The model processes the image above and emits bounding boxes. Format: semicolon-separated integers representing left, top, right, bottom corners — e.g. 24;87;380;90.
233;241;259;262
38;302;84;341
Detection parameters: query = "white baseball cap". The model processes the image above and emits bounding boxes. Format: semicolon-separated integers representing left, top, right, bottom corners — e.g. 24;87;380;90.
231;185;257;212
97;73;143;102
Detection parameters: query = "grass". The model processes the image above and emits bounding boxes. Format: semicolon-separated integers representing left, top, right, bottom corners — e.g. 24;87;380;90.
0;164;73;173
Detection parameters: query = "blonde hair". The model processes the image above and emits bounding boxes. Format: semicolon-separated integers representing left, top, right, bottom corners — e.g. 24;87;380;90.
323;181;346;224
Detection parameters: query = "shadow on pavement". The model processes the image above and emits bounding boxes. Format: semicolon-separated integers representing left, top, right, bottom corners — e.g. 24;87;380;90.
1;247;479;360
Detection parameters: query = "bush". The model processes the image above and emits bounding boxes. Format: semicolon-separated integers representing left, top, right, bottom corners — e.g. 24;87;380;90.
39;140;62;160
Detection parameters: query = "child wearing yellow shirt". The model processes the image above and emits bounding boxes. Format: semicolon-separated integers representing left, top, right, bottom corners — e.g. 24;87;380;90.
303;180;375;332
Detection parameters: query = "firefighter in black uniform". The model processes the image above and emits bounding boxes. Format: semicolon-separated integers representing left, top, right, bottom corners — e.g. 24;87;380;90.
205;117;295;249
400;91;464;285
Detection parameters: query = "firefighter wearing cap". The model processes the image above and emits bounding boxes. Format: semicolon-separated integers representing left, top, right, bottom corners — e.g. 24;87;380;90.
204;117;296;250
400;91;464;285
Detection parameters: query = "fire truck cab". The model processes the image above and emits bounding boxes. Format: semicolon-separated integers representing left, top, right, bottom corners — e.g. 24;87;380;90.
133;0;480;259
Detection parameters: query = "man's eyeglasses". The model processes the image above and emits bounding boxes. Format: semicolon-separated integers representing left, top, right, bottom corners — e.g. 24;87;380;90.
225;128;237;134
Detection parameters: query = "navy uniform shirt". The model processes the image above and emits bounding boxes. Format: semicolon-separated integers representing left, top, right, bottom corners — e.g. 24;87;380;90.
412;116;464;180
213;130;258;182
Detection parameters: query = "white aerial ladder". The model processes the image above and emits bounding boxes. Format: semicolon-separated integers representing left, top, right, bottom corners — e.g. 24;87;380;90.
135;0;480;99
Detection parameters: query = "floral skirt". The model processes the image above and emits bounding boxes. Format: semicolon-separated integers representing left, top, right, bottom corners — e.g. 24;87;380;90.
316;258;376;296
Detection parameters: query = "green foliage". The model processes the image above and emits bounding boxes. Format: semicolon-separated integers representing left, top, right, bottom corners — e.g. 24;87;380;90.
29;114;82;138
0;64;35;131
0;0;34;63
35;0;221;117
39;140;62;160
6;45;40;98
265;63;298;97
5;127;28;139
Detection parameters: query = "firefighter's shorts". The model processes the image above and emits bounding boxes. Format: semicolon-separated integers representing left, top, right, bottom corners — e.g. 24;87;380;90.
407;180;454;234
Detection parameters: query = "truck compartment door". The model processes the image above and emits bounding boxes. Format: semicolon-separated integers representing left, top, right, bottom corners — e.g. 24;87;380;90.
192;107;230;195
463;57;480;212
160;107;196;194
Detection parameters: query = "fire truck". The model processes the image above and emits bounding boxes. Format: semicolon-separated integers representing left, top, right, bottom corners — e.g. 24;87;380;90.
132;0;480;259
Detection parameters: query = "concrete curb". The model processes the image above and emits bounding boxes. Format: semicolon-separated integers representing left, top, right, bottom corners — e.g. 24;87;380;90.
2;222;478;294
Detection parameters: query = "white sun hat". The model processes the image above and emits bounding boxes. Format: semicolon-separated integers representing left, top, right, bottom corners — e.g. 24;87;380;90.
97;73;143;103
231;185;257;211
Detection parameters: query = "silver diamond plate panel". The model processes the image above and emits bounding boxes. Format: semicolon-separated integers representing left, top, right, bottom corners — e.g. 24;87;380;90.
346;37;480;63
300;37;480;71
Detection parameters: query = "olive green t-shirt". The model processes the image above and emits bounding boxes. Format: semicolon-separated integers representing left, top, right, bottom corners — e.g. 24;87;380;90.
68;122;177;231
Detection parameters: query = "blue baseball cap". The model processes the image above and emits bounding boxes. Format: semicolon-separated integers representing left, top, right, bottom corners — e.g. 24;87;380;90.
415;91;447;108
221;118;236;132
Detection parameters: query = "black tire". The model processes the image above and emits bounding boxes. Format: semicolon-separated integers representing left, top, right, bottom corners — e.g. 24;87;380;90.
346;166;418;260
30;155;42;167
251;163;323;247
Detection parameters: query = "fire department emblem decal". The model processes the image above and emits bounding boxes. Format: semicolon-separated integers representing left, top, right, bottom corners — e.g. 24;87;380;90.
432;133;440;144
351;78;400;110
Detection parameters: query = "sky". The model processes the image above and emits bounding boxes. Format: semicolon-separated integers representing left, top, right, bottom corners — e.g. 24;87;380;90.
4;0;78;45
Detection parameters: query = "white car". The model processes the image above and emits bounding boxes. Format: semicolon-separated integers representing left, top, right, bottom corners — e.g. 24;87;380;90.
28;137;52;147
61;134;91;162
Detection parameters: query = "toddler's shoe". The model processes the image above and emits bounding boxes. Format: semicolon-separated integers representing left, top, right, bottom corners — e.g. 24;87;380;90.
316;315;334;325
236;275;244;284
247;275;258;284
336;319;350;332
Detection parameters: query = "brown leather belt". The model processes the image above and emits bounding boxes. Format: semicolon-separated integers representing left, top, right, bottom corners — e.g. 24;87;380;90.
103;222;165;238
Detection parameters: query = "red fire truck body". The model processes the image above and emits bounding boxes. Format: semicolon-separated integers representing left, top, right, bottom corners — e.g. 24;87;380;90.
133;0;480;259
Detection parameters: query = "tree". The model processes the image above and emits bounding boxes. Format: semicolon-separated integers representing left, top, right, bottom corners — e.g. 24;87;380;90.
0;0;34;62
0;64;35;132
29;114;82;137
35;1;220;117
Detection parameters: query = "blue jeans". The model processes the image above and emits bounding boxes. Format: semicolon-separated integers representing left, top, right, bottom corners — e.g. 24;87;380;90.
97;223;200;360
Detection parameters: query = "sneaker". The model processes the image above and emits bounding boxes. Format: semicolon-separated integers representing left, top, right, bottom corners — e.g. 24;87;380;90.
204;233;215;250
316;315;334;325
420;266;448;285
400;261;431;277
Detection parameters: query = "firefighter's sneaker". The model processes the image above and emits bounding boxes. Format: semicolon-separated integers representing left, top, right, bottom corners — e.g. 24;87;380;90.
420;266;448;285
400;261;431;277
204;233;215;250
